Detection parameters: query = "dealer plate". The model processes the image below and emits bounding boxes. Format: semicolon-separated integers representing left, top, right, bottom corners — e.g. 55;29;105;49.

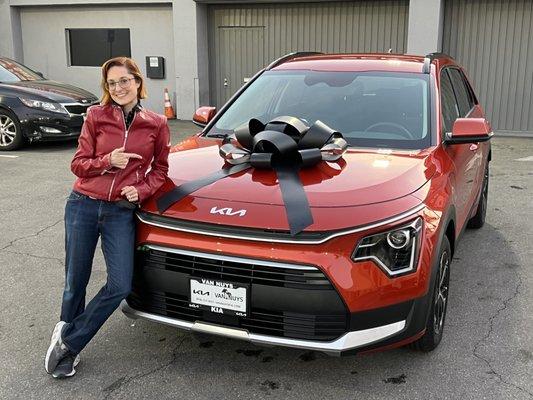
189;278;248;317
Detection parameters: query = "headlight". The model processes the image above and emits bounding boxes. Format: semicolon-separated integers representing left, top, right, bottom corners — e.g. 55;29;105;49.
351;217;423;276
19;97;68;114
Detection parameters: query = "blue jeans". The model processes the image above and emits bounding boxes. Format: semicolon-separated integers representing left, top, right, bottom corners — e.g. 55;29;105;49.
60;191;135;354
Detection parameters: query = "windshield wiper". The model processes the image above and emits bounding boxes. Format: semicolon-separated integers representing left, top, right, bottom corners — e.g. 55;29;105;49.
205;133;228;138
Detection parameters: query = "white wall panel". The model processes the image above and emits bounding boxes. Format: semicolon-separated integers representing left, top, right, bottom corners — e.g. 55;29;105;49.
20;4;175;114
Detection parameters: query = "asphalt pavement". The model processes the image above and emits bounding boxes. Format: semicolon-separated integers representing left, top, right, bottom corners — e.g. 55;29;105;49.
0;121;531;400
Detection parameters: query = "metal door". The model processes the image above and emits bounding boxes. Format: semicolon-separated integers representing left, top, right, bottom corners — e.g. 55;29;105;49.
208;1;409;108
215;27;265;107
443;0;533;133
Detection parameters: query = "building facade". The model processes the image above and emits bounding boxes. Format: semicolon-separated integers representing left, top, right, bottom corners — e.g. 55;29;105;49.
1;0;532;134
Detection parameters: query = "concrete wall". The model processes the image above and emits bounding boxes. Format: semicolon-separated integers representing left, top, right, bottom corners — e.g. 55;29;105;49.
407;0;444;55
19;4;175;114
172;0;204;119
0;0;19;58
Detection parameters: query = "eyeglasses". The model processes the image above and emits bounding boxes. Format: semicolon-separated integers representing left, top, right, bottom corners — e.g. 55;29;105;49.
106;77;136;91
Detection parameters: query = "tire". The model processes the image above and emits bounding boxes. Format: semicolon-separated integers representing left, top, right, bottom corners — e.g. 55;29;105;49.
0;109;24;151
467;163;489;229
410;236;451;352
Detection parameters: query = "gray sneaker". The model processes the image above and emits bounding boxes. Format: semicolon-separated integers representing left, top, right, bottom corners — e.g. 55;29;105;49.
44;321;70;374
52;353;80;378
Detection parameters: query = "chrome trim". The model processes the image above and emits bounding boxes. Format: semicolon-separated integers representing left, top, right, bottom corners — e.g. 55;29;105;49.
136;203;426;245
354;245;417;277
60;101;98;116
141;244;318;271
121;301;406;355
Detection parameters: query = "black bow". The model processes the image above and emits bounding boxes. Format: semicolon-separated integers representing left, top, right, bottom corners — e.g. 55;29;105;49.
157;116;347;235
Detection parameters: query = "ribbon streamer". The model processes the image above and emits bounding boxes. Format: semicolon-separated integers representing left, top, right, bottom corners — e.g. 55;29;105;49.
157;116;347;235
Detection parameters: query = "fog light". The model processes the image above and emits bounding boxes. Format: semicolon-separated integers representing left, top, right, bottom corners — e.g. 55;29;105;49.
40;126;62;134
387;230;411;249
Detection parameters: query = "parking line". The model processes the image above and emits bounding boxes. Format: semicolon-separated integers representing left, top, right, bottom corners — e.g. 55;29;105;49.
515;156;533;161
0;154;19;158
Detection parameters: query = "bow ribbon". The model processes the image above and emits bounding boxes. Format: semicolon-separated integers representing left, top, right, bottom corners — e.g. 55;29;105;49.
157;116;347;235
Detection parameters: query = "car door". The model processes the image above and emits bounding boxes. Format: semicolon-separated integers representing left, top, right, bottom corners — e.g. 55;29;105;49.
450;68;487;199
448;68;485;220
440;68;476;231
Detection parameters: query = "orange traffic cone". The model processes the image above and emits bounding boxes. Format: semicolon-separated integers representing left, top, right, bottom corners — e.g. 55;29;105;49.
164;88;176;119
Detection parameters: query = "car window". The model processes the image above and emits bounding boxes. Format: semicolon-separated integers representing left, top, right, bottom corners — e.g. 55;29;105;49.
440;71;459;133
460;70;477;107
0;59;42;82
210;70;431;150
448;68;473;117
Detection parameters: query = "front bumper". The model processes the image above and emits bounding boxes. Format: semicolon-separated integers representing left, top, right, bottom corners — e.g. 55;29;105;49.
20;113;82;141
17;101;96;142
122;300;407;355
124;239;434;355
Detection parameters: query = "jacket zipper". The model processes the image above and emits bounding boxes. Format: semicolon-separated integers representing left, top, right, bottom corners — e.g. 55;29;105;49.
108;107;138;201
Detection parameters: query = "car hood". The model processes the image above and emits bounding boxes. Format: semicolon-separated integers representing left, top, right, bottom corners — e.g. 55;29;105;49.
158;137;436;209
140;137;435;231
3;80;97;103
155;137;436;202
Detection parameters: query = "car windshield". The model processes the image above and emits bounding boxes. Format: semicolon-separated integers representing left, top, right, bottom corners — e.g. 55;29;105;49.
207;70;431;149
0;59;44;83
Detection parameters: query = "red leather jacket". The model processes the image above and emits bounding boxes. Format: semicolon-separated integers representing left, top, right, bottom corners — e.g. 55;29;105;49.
71;104;170;203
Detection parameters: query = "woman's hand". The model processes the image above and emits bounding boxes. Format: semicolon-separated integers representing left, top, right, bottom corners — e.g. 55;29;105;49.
110;147;142;169
120;186;139;202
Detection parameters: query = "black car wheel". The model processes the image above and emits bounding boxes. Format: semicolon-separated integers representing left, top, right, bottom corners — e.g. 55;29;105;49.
467;163;489;229
410;236;451;352
0;109;24;151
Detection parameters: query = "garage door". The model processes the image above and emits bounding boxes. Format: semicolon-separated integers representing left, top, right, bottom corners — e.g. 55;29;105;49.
208;1;409;107
443;0;533;133
20;5;175;114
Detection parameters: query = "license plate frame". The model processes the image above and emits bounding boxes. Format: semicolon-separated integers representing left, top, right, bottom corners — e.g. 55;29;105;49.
189;278;248;317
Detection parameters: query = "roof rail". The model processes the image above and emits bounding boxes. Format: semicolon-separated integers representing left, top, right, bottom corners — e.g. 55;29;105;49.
266;51;323;70
422;52;452;73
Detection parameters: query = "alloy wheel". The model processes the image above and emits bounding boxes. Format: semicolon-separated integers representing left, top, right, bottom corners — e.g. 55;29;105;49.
433;250;450;335
0;115;17;148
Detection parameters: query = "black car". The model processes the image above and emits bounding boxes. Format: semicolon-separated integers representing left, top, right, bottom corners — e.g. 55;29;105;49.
0;57;99;150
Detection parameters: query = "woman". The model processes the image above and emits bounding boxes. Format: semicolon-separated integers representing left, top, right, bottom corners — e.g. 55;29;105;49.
44;57;170;378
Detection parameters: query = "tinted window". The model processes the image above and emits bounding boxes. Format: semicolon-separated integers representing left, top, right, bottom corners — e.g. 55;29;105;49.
0;59;43;82
448;68;473;117
440;71;459;133
68;29;131;67
460;70;477;107
209;70;430;150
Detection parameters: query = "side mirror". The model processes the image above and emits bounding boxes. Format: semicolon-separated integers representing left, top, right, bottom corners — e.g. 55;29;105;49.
445;118;493;144
192;106;216;128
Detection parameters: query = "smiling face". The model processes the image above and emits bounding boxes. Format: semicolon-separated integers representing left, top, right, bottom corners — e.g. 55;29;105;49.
106;65;141;110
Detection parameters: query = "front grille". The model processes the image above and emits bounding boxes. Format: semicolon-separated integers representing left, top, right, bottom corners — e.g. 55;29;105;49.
145;246;330;289
64;104;91;115
130;245;348;341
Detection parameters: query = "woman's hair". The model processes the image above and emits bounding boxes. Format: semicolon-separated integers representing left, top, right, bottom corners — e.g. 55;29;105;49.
100;57;147;105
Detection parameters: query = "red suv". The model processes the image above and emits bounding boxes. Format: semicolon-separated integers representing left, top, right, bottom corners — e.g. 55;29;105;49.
122;53;491;355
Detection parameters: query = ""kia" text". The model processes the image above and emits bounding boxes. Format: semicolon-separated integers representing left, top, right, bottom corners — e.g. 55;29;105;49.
210;207;247;217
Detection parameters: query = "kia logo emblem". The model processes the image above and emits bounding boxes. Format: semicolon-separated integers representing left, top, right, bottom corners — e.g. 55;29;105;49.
210;207;247;217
